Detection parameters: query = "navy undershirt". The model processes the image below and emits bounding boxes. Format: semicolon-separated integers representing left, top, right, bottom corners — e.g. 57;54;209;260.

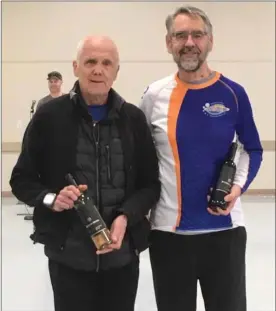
87;104;108;122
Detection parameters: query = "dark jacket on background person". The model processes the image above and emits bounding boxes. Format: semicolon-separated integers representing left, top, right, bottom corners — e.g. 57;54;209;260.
10;81;161;271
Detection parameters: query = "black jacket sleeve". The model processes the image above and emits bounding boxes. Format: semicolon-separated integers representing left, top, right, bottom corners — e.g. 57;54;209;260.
9;111;51;207
119;108;161;226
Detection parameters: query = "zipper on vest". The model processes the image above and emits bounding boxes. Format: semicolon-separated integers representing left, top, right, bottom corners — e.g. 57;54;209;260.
92;121;100;272
105;145;112;182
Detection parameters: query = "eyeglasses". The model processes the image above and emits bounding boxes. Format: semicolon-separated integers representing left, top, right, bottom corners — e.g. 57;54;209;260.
171;30;208;42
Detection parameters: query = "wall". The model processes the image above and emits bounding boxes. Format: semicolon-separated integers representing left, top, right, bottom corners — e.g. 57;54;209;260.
2;2;275;193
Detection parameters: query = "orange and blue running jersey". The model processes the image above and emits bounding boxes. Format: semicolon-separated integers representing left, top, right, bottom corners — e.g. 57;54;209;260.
139;71;263;234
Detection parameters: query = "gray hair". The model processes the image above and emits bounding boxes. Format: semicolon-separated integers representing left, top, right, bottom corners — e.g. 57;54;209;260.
165;6;213;35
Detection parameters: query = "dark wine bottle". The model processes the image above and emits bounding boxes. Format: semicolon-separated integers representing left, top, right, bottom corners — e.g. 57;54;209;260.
65;174;113;250
209;142;238;211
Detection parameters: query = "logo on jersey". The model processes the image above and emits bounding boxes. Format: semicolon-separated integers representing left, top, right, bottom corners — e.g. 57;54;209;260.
203;102;230;117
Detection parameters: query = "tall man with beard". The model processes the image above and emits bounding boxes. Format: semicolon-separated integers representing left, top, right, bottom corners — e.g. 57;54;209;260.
139;6;263;311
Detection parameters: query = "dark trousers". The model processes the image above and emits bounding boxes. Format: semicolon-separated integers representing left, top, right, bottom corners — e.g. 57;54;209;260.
48;258;139;311
149;227;247;311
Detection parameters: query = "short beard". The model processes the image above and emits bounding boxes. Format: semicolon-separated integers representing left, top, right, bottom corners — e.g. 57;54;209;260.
174;47;209;73
178;58;202;72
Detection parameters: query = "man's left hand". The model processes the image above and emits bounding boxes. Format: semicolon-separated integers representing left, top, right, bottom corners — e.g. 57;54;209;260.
96;215;128;255
207;184;242;216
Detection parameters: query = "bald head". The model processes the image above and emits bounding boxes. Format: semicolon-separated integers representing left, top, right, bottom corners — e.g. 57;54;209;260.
75;35;119;66
73;35;120;104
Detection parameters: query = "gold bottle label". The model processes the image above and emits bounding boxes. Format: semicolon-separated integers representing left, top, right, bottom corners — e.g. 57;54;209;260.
92;228;113;250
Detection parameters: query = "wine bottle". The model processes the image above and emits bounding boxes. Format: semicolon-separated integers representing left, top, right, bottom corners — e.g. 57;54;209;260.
209;142;238;211
65;174;113;250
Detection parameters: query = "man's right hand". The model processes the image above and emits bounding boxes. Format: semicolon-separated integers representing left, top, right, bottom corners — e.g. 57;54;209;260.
52;185;87;212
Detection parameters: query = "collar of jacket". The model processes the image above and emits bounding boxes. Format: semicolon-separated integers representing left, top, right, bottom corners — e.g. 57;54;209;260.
69;80;125;121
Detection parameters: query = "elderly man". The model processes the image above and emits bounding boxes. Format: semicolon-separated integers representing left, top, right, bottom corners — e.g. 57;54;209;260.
10;35;160;311
139;6;263;311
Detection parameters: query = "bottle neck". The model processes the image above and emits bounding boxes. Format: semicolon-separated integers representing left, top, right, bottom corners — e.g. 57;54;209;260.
228;142;238;162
